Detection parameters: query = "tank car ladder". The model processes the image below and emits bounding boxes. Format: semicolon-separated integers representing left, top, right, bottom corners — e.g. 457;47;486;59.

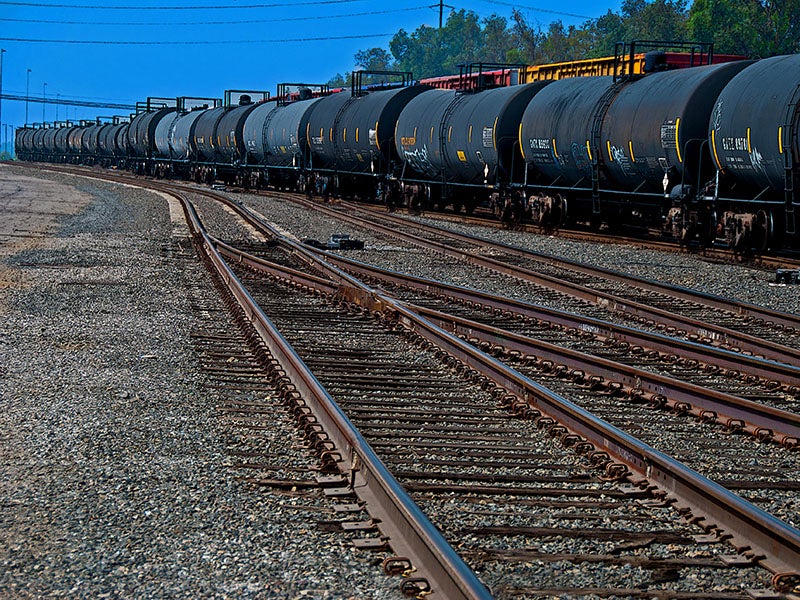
437;93;469;198
782;85;800;238
589;81;626;215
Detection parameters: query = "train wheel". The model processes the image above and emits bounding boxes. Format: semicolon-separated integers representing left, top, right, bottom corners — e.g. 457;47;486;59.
754;210;774;253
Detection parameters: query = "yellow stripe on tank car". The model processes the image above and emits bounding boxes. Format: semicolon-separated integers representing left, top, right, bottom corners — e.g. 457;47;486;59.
746;127;751;153
519;124;525;161
628;140;635;162
448;126;452;143
711;129;722;170
586;140;593;162
430;126;434;144
552;138;558;158
375;121;380;151
343;128;347;142
493;116;498;150
606;140;613;162
356;128;359;142
675;118;682;163
468;125;473;143
779;126;784;154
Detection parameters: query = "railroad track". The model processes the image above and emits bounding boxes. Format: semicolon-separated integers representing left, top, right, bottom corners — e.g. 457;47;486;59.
283;194;800;364
386;204;800;272
15;164;800;596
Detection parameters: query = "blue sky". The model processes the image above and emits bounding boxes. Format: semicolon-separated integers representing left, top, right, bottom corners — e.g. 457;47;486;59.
0;0;621;151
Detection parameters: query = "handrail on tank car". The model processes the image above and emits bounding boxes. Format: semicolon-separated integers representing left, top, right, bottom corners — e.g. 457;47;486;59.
457;62;524;92
613;40;715;82
223;89;269;108
177;97;222;112
276;83;330;105
351;70;413;97
135;97;177;113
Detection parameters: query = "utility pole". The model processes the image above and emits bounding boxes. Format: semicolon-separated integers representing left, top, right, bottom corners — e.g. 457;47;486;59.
429;0;453;28
43;82;47;123
25;68;31;126
0;49;5;155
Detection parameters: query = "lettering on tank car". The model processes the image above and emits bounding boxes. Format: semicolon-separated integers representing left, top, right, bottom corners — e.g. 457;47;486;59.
721;137;749;152
660;122;677;150
400;136;417;146
528;138;557;163
482;127;494;148
311;136;324;146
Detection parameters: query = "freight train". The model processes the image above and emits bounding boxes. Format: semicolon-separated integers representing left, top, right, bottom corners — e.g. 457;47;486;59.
14;45;800;253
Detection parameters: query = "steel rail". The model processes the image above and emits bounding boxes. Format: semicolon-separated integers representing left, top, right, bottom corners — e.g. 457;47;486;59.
216;229;800;443
176;212;494;599
301;248;800;389
412;302;800;446
290;197;800;366
344;201;800;332
221;234;800;444
214;232;800;586
383;298;800;583
191;191;800;388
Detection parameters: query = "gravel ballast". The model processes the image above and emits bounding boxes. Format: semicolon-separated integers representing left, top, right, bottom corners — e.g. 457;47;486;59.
0;164;401;599
2;164;796;598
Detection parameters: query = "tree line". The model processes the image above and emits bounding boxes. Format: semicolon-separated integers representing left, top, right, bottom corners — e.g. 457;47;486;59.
327;0;800;85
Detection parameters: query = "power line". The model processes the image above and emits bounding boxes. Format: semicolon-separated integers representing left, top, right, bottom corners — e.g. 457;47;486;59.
1;93;135;111
0;0;362;8
0;33;393;45
478;0;591;20
0;6;427;26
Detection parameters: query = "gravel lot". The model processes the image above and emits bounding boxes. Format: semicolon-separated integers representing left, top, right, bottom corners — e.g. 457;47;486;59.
0;164;402;599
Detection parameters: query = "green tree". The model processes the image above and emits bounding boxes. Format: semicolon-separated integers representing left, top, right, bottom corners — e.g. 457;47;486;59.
326;73;348;87
440;9;483;72
507;9;543;64
482;14;514;62
688;0;800;56
354;47;397;72
620;0;689;40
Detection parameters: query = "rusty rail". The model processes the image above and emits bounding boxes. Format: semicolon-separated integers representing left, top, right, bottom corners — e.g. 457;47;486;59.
414;303;800;447
292;197;800;366
178;200;493;599
345;200;800;333
309;249;800;389
216;231;800;584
